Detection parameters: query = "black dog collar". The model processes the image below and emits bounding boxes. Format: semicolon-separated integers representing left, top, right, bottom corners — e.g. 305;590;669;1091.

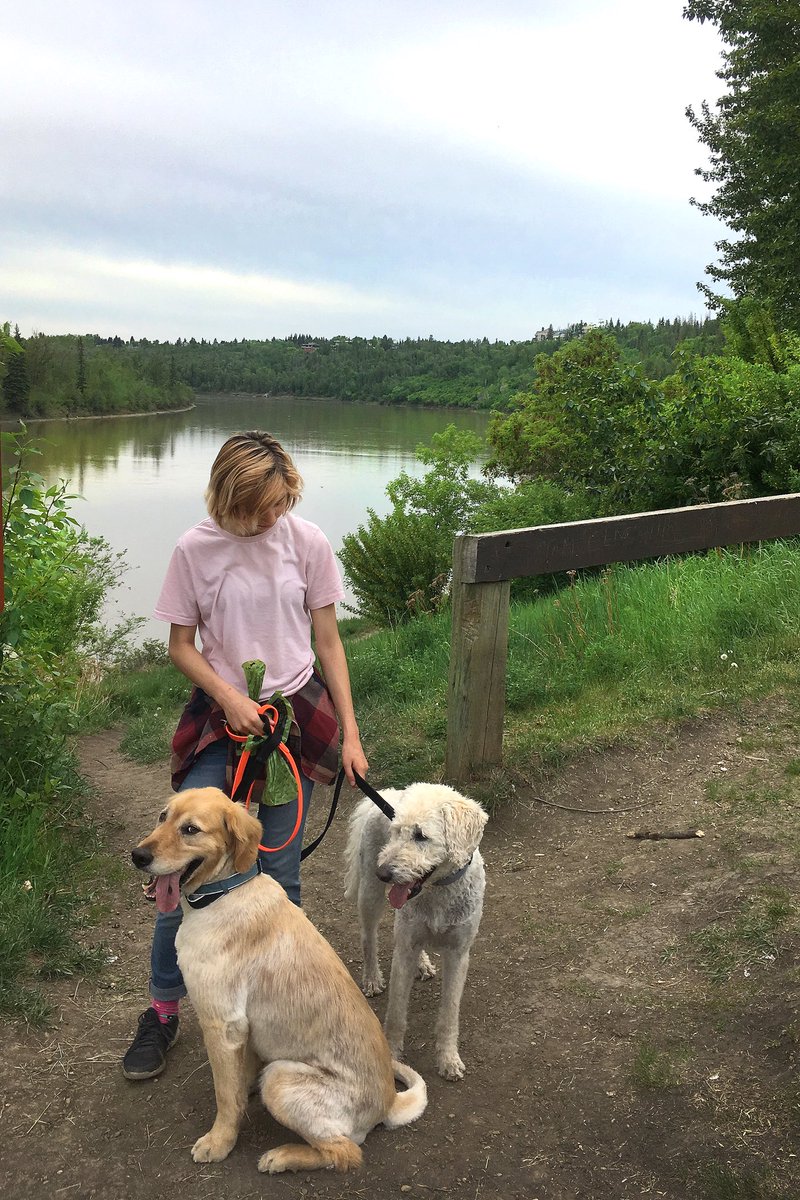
185;861;262;909
433;856;473;888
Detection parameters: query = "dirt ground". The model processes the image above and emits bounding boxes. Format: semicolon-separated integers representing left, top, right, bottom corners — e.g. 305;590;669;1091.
1;703;798;1200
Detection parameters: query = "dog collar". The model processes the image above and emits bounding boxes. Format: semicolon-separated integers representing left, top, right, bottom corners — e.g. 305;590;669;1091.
433;856;473;888
185;861;261;909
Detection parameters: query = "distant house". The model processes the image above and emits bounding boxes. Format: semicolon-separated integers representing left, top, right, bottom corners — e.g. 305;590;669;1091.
301;343;317;354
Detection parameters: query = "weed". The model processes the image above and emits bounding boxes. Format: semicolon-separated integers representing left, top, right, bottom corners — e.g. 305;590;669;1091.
686;889;797;984
631;1037;688;1088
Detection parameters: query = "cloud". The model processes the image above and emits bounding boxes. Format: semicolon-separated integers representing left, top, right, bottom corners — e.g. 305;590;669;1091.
1;0;725;340
1;242;391;338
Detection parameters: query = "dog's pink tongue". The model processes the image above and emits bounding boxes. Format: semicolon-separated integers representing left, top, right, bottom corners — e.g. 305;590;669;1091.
389;883;413;910
155;872;182;914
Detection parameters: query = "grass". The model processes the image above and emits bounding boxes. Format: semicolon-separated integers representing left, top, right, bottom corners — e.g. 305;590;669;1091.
348;541;800;795
631;1036;689;1089
685;888;797;985
0;784;113;1023
76;541;800;801
695;1162;793;1200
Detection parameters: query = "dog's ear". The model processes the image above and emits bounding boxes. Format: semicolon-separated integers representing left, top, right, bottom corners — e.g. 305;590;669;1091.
442;795;488;866
225;802;263;873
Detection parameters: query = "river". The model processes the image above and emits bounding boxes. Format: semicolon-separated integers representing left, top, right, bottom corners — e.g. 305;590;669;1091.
11;394;490;640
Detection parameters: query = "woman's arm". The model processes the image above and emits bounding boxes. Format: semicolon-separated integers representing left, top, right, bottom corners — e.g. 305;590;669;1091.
310;604;369;785
168;623;265;737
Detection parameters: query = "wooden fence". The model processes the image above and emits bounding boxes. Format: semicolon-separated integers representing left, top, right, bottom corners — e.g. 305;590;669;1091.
444;493;800;782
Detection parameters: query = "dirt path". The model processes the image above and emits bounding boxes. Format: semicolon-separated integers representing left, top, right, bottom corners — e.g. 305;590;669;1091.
1;706;798;1200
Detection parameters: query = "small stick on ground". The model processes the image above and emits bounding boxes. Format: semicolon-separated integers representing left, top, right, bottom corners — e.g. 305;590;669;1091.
626;828;704;841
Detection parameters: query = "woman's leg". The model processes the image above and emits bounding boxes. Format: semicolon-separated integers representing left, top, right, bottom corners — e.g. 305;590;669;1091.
258;773;314;906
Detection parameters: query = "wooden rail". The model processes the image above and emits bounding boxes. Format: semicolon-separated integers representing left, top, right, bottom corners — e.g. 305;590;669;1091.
444;493;800;782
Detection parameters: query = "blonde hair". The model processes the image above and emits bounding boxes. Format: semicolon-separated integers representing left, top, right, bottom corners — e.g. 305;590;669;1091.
205;431;303;535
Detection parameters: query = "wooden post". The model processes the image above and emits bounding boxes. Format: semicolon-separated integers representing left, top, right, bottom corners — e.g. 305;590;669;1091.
445;535;510;783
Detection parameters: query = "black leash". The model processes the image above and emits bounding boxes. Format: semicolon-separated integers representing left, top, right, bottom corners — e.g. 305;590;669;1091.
300;768;395;861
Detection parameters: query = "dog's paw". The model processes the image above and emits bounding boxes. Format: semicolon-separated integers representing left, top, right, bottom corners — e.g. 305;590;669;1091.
258;1147;291;1174
437;1052;465;1081
362;973;385;997
191;1130;236;1162
415;951;437;981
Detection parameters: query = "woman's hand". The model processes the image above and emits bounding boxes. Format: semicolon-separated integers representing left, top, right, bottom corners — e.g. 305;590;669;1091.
341;732;369;787
220;689;267;738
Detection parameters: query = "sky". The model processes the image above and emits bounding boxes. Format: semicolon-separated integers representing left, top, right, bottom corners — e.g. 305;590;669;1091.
1;0;726;344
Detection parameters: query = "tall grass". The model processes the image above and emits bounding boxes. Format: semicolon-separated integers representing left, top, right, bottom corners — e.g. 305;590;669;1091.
342;542;800;784
501;543;800;761
0;796;108;1021
92;541;800;792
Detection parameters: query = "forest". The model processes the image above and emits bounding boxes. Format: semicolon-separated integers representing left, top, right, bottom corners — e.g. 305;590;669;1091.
0;315;722;419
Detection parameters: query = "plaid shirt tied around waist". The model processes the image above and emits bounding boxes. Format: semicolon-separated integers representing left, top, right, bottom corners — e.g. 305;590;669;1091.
170;670;340;799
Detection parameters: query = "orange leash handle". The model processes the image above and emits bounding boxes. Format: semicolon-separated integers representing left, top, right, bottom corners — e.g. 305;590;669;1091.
227;703;304;854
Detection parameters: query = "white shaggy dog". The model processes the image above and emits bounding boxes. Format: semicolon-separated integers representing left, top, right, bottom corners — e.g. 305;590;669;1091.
345;782;488;1080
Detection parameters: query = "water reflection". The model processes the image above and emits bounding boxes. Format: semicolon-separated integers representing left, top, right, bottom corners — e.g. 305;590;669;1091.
7;394;489;638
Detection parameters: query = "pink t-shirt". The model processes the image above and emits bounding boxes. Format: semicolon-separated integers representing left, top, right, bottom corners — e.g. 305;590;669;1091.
153;514;344;698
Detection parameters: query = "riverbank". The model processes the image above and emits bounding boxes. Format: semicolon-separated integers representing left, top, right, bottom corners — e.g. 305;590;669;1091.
0;403;196;428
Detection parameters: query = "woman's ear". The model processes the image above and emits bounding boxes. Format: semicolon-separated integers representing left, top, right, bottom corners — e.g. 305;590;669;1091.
226;802;262;873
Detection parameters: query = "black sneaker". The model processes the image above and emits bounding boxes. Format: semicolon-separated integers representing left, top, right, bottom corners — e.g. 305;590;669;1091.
121;1008;180;1080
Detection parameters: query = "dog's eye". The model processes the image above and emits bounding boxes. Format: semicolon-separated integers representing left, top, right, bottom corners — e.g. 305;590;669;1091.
412;828;428;842
157;811;167;824
182;823;201;836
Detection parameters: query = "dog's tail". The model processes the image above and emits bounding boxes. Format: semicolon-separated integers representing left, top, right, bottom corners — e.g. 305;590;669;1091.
383;1060;428;1128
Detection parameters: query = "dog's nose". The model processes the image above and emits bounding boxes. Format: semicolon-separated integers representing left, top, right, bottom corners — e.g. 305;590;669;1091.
376;866;394;884
131;847;153;870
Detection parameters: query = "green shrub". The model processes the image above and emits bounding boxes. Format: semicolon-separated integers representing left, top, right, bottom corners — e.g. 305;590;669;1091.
0;430;134;1018
339;423;595;624
471;479;592;600
339;425;496;624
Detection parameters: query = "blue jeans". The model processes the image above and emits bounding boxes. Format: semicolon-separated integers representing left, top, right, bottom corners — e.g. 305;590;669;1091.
149;739;314;1001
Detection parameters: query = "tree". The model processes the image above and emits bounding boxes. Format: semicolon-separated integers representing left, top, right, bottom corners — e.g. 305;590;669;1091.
486;330;670;515
76;338;87;398
2;347;31;412
685;1;800;327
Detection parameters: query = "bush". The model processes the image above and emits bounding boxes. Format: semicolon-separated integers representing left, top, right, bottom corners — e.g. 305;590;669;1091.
339;508;451;625
471;480;593;600
339;425;496;624
662;350;800;502
339;426;598;624
0;430;136;1018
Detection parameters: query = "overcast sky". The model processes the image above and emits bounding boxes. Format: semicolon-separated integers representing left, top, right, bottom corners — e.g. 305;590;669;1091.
1;0;725;343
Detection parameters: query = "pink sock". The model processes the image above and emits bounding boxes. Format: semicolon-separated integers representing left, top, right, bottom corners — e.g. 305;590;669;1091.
152;999;179;1023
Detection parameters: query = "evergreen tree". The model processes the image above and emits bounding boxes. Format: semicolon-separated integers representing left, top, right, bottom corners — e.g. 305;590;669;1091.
685;1;800;327
2;349;31;411
76;338;87;397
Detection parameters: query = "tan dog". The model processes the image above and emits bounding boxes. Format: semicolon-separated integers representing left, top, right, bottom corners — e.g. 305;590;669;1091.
131;787;426;1174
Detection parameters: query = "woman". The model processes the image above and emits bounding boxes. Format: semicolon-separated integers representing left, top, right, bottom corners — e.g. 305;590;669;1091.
122;430;369;1081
